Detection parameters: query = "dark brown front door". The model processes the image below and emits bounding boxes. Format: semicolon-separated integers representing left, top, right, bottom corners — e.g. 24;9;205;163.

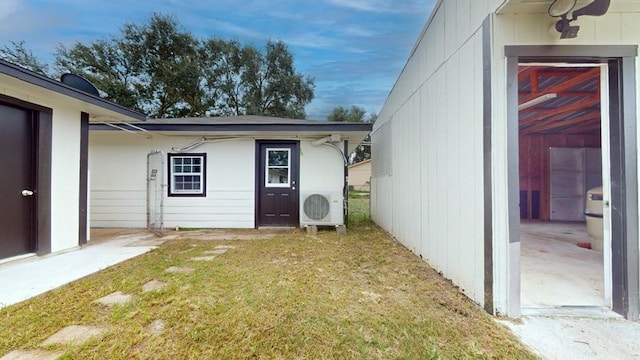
0;103;35;259
256;141;300;227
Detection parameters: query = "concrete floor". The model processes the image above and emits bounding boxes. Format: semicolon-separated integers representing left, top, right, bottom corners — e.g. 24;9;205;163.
0;229;168;308
520;221;605;309
510;221;640;359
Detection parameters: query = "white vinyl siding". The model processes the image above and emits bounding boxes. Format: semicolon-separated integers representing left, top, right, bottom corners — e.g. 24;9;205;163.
89;134;347;229
89;134;256;229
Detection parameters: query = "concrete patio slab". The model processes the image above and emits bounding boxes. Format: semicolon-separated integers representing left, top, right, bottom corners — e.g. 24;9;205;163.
500;316;640;359
41;325;107;346
0;230;162;309
174;230;279;241
0;349;62;360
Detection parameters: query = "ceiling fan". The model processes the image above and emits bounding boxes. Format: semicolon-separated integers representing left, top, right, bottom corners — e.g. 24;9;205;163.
548;0;611;39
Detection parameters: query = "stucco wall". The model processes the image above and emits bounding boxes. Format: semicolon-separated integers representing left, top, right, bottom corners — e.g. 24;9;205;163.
50;106;82;252
0;79;83;254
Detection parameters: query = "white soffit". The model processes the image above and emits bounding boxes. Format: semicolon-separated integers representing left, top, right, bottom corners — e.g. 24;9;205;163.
497;0;640;14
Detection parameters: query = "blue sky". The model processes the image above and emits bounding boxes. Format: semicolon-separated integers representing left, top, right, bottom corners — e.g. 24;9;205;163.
0;0;435;120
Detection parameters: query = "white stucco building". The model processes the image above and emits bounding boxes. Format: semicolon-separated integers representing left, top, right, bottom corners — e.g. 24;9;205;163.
0;60;145;261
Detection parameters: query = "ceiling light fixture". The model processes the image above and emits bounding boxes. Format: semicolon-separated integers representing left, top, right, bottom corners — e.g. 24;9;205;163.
519;93;557;111
549;0;611;39
549;0;577;17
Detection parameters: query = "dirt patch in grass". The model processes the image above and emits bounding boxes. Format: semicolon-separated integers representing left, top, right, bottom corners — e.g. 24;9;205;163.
0;226;537;359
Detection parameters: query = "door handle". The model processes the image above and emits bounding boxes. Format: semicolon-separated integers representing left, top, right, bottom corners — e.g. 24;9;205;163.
21;189;34;197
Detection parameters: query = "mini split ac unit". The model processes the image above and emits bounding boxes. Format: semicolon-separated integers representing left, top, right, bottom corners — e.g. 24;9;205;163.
301;192;343;226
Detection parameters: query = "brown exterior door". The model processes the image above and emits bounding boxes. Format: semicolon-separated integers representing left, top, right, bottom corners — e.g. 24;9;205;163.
256;141;300;227
0;103;35;259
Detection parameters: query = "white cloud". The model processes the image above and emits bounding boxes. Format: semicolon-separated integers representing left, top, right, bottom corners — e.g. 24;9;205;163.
207;20;268;40
326;0;430;14
0;0;21;19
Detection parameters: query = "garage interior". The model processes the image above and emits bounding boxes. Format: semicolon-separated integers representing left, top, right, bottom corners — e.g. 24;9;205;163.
517;64;606;310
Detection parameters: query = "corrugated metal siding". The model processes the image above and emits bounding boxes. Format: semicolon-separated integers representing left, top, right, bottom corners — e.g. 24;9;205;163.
372;0;488;305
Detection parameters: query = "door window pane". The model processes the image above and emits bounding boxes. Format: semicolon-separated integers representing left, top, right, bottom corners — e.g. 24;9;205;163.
266;148;290;187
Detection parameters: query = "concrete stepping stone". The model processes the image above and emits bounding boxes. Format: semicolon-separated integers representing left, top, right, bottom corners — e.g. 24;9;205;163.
41;325;107;346
214;245;235;250
94;291;134;306
164;266;194;274
0;349;62;360
142;280;167;293
203;249;228;255
190;255;217;261
146;319;166;335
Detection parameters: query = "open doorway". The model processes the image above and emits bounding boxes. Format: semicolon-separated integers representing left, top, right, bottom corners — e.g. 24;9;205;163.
505;46;639;320
517;64;611;311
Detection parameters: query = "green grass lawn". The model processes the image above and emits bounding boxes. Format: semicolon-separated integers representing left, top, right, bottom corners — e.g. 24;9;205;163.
0;226;536;359
348;190;370;226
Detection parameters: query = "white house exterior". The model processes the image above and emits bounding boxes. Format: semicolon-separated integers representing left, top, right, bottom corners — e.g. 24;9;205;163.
348;160;372;191
0;60;145;262
89;117;371;230
371;0;640;320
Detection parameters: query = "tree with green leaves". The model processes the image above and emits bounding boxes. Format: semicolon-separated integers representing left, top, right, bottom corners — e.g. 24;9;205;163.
241;41;314;118
56;14;206;117
55;37;142;111
0;41;51;76
327;105;375;164
327;105;367;123
3;13;315;119
200;39;314;118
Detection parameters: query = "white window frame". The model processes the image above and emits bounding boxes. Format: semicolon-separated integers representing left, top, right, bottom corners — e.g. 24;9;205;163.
265;148;291;188
168;153;206;196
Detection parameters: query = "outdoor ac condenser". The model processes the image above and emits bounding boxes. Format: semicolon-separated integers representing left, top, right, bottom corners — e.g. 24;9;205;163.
301;192;343;226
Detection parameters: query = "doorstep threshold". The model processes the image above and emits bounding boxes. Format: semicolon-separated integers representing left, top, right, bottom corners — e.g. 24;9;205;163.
0;253;36;267
521;306;622;318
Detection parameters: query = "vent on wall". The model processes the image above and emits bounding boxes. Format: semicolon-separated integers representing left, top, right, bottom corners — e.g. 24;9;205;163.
301;192;343;226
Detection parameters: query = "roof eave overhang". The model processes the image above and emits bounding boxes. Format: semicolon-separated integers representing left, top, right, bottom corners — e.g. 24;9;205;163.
89;123;373;133
497;0;640;15
0;60;146;122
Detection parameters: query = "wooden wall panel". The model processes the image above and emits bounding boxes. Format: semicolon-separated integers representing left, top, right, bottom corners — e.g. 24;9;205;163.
519;134;601;220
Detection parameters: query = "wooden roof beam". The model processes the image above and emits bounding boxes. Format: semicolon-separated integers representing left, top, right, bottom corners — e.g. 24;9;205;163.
521;112;600;134
519;96;600;125
519;68;600;104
